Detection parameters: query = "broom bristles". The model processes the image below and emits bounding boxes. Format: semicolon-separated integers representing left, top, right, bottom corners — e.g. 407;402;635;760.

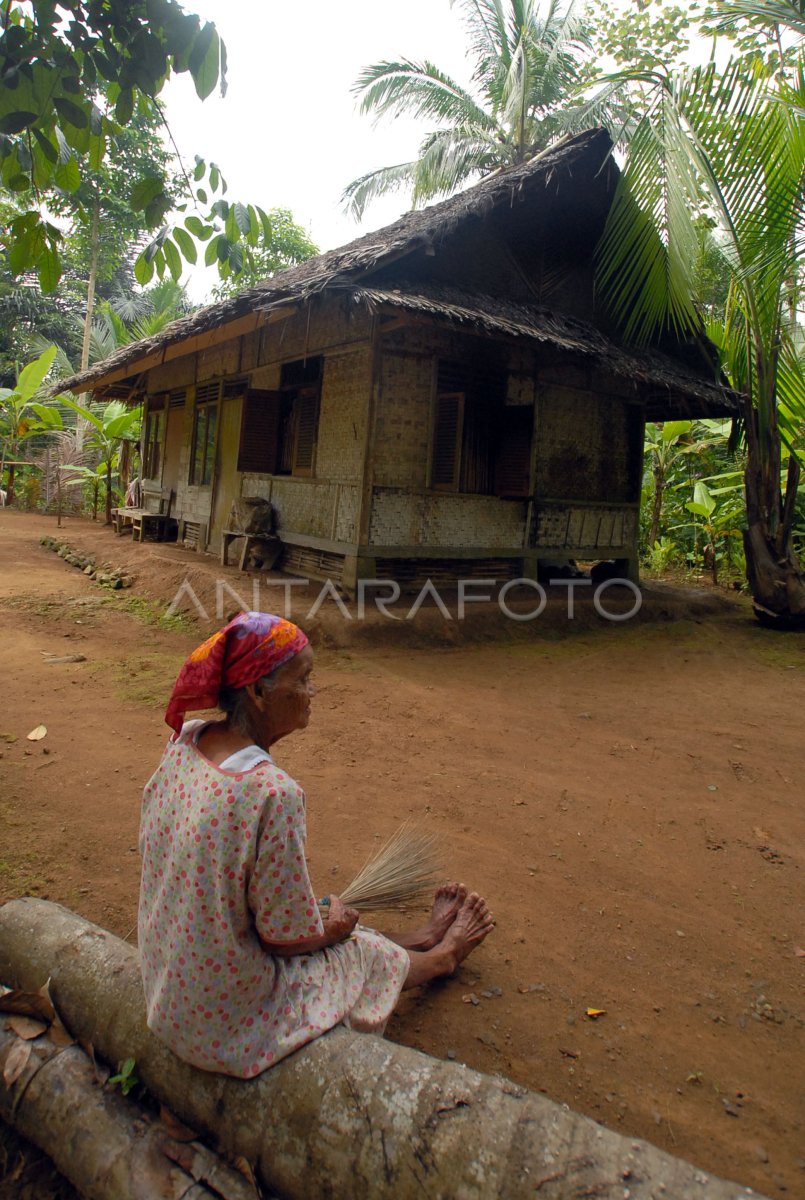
337;823;442;912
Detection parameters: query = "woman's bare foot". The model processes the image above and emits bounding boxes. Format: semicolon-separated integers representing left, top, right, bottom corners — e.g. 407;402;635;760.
438;893;494;970
402;893;494;989
387;882;467;951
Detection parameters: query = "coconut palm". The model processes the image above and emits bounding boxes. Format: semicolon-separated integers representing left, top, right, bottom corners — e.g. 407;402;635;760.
342;0;592;219
589;51;805;624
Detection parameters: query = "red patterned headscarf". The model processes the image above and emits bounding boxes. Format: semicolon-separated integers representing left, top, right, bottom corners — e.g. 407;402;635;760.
165;611;309;733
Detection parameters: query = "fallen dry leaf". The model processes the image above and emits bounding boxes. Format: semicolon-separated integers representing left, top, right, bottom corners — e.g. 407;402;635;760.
2;1039;32;1086
585;1007;607;1020
7;1015;48;1040
0;988;55;1023
26;724;47;741
48;1016;75;1047
160;1105;198;1143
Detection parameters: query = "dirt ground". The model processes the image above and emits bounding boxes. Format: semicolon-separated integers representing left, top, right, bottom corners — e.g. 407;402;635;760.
0;510;803;1198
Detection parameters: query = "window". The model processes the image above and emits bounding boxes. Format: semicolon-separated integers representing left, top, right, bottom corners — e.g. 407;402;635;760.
189;383;219;486
430;392;464;491
143;398;166;481
494;405;533;497
237;389;283;473
429;359;531;496
236;358;322;476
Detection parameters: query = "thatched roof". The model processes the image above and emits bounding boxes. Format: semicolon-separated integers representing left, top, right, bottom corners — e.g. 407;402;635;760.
52;126;736;416
53;128;619;395
348;283;738;417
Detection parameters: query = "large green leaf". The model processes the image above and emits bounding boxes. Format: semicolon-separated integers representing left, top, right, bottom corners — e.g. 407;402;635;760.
134;251;156;286
690;479;716;516
16;346;57;402
54;156;81;192
105;412;140;438
189;24;220;100
172;226;197;264
0;110;38;134
163;237;182;281
53;96;89;129
38;242;61;293
661;419;693;442
30;404;64;429
131;176;166;212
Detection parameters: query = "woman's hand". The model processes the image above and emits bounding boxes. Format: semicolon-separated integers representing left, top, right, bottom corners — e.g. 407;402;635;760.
261;894;359;958
322;894;359;943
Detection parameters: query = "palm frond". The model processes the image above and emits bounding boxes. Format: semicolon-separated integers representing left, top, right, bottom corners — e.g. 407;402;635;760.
107;289;153;324
353;59;494;130
341;161;419;221
413;125;517;203
595;81;702;343
710;0;805;39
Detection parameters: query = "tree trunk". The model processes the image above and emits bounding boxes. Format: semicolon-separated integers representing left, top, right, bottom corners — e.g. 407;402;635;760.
648;462;665;548
105;457;113;526
741;372;805;624
74;193;100;455
0;899;766;1200
743;406;805;626
6;460;16;507
0;1025;260;1200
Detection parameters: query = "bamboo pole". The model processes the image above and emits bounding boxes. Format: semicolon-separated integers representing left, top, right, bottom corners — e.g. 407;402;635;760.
0;899;766;1200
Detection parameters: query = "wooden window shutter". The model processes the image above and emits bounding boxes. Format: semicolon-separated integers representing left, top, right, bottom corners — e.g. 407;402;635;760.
431;392;465;490
237;390;282;473
292;386;319;476
494;405;533;497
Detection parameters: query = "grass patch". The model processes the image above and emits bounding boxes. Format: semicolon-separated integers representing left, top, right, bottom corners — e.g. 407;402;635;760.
89;652;183;706
0;857;49;900
744;626;805;672
100;592;197;635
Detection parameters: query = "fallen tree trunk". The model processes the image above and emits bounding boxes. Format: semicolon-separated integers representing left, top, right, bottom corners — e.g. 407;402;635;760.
0;1024;260;1200
0;898;765;1200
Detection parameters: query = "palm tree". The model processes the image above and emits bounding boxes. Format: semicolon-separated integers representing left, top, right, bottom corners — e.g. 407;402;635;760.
589;47;805;624
342;0;592;219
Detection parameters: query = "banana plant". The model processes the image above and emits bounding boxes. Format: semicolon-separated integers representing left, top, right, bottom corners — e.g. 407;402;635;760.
0;344;59;504
58;398;141;526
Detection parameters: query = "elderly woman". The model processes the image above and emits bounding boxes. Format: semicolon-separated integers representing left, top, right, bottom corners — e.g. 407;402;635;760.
138;611;493;1078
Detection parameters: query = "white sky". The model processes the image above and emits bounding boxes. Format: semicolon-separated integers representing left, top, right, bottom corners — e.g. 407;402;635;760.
161;0;474;301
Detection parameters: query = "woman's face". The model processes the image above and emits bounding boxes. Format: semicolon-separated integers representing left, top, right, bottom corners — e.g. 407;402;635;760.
254;645;316;746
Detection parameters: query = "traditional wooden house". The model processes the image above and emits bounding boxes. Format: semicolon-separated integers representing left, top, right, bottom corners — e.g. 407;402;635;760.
58;128;736;590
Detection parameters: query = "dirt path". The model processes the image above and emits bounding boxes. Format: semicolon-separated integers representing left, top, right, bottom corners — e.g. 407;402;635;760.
1;511;803;1198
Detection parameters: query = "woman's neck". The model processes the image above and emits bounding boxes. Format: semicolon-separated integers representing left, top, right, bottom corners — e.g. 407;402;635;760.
196;720;260;766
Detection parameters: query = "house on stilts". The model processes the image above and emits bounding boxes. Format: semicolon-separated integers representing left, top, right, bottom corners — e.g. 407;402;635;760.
56;128;737;591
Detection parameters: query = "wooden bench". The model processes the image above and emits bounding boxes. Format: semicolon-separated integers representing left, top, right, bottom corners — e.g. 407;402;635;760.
114;487;175;542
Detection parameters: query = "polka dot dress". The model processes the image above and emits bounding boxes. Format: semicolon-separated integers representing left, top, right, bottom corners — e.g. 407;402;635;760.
138;722;409;1078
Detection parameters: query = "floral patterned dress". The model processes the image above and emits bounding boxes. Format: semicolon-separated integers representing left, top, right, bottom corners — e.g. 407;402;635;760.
138;722;409;1078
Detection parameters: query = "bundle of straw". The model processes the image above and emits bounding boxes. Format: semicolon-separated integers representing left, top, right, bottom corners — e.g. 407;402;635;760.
320;823;442;915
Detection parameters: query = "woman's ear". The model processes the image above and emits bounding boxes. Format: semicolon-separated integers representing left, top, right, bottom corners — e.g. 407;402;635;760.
245;681;265;710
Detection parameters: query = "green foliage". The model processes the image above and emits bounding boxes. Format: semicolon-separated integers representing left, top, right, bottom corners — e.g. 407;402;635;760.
0;343;62;501
0;2;281;295
136;162;277;288
585;0;696;78
0;1;225;290
343;0;594;217
108;1056;138;1096
640;419;750;583
210;210;319;300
